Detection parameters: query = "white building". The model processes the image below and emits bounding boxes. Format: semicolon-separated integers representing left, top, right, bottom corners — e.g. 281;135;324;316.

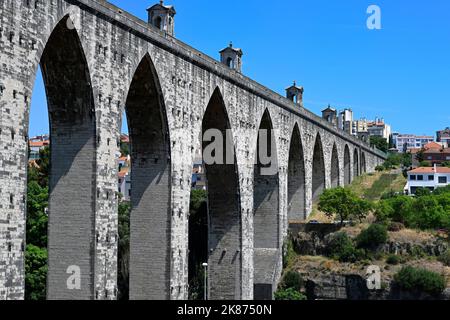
404;165;450;195
338;109;353;135
395;134;434;153
118;155;131;201
367;118;391;141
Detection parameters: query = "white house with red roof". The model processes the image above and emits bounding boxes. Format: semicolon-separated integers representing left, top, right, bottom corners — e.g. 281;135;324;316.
405;165;450;195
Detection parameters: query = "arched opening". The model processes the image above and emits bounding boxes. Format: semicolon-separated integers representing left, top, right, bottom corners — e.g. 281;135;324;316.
126;54;171;300
312;134;325;201
287;124;305;222
226;57;233;69
344;145;351;185
353;149;360;178
201;88;241;300
26;68;49;301
330;144;339;188
187;132;208;300
117;112;131;301
361;152;367;174
27;16;97;300
253;109;279;299
154;16;162;30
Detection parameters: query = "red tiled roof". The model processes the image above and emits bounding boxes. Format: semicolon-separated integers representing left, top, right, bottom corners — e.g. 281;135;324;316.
29;141;49;148
409;167;450;174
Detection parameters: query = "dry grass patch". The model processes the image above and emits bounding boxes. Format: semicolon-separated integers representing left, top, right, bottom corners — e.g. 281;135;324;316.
388;228;435;244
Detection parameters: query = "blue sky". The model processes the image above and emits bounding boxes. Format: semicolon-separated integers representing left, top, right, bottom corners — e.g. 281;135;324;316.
30;0;450;137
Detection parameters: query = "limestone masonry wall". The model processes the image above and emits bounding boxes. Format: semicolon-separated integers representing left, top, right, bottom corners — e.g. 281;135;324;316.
0;0;386;300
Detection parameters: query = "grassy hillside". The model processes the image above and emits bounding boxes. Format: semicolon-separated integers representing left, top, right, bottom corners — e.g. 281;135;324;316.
308;170;406;222
348;170;406;201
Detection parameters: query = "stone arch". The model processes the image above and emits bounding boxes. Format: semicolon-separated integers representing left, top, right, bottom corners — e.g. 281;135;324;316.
253;108;279;300
154;16;162;30
330;143;340;188
37;15;97;300
125;53;172;300
312;133;326;201
253;108;279;248
202;87;241;300
353;148;360;178
287;123;306;222
361;152;367;174
344;144;351;185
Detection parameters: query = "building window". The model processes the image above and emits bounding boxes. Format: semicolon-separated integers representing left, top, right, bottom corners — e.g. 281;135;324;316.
428;175;434;181
410;175;416;181
417;175;423;181
438;176;447;184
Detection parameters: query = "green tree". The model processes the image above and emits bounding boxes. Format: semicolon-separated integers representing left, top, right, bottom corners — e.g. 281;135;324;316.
25;245;47;300
415;148;426;163
26;181;49;248
318;187;372;225
117;201;130;300
370;136;388;153
120;141;129;156
414;187;431;197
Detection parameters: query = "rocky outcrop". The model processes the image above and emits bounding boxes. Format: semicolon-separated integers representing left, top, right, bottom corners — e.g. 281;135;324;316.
381;240;448;257
304;273;449;300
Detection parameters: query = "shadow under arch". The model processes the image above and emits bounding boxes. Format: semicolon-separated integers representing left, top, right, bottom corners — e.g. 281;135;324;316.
287;123;306;222
125;53;172;300
36;15;97;300
344;145;351;185
361;152;367;174
312;133;326;201
201;87;241;300
252;108;280;300
353;149;360;178
330;143;340;188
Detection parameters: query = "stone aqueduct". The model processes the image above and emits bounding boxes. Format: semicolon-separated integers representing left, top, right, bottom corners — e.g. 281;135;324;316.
0;0;386;300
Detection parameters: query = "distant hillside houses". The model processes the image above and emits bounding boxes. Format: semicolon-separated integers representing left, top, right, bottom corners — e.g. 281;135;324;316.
408;142;450;167
28;135;49;160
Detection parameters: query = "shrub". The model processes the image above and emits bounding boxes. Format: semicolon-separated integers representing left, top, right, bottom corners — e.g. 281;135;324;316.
388;222;405;232
411;196;447;230
282;237;296;269
386;254;400;265
281;271;303;291
274;288;307;300
415;188;431;197
438;250;450;267
375;165;384;172
419;161;431;167
394;266;446;296
356;224;388;250
326;232;365;263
